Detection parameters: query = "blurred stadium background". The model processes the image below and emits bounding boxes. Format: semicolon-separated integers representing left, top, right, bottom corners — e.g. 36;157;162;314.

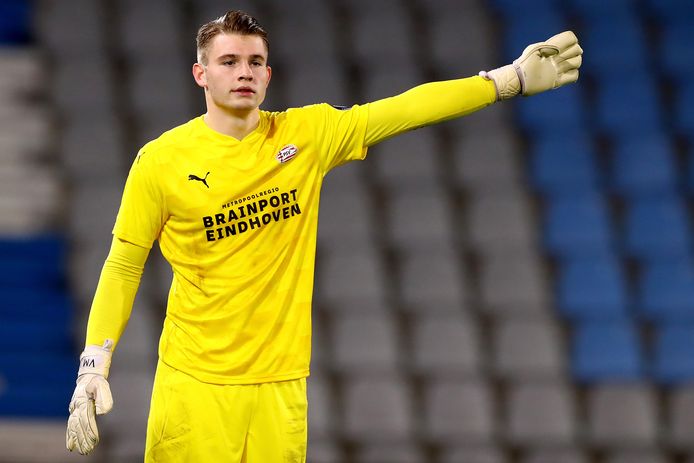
1;0;694;461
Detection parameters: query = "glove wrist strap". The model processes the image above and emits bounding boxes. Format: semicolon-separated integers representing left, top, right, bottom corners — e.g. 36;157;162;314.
479;64;522;101
77;339;113;379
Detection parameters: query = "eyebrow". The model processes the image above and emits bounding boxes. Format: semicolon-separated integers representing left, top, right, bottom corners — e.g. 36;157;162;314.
216;54;266;63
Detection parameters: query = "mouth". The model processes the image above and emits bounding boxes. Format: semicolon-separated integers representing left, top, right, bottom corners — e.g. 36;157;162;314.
232;87;255;95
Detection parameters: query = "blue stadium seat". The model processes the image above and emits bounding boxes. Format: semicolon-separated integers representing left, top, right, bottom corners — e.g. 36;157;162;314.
645;0;694;22
529;132;599;193
489;0;562;15
0;235;67;289
503;11;567;61
675;81;694;137
580;14;649;74
611;133;677;196
638;259;694;321
566;0;636;18
0;353;75;417
0;0;32;44
624;196;691;259
0;289;71;323
543;193;613;257
571;320;644;382
557;255;630;320
0;322;72;354
596;75;663;135
659;20;694;79
653;323;694;385
516;84;588;134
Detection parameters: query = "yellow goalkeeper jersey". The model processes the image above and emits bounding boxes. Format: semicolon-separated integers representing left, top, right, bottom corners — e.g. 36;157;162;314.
113;103;369;384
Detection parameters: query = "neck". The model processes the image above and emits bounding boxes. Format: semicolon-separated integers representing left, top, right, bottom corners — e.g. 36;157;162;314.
203;104;261;140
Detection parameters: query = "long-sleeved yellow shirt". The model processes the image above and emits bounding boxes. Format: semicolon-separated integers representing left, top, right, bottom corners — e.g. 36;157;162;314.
85;76;496;384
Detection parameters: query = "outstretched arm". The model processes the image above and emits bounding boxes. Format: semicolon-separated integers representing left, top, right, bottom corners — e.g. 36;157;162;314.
364;31;582;147
66;236;149;456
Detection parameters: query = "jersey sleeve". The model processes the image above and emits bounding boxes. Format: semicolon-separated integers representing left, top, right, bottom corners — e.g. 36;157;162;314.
303;103;370;174
364;76;497;146
112;147;168;248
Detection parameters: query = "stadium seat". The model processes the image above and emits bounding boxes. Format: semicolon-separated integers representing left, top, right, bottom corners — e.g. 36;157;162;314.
653;324;694;384
516;85;588;134
529;132;599;193
505;380;577;445
503;11;568;62
341;374;415;443
479;251;551;315
330;312;400;373
439;445;507;463
398;246;469;310
595;74;663;135
468;189;537;252
409;313;482;375
372;130;441;189
386;185;456;250
556;256;630;320
638;259;694;321
492;316;565;379
611;133;677;196
676;81;694;138
0;0;32;44
422;377;496;444
316;246;389;307
521;448;588;463
306;440;343;463
317;182;374;249
570;320;644;382
0;352;75;417
658;20;694;79
644;0;694;22
587;384;658;448
453;128;522;190
605;451;668;463
543;193;613;257
624;196;690;259
667;385;694;450
307;376;336;440
355;444;426;463
579;13;649;73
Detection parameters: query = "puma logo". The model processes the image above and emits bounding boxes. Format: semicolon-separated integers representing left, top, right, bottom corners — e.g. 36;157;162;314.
188;172;210;188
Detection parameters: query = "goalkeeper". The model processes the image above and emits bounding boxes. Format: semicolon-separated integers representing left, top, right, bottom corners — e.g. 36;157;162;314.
66;9;581;462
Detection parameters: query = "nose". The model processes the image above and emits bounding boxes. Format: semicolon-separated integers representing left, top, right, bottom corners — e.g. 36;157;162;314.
238;61;253;81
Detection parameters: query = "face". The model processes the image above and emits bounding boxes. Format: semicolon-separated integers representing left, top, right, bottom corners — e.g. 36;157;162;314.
193;33;271;114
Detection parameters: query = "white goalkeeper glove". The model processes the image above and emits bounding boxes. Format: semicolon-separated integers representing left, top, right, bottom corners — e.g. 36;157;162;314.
66;339;114;455
480;30;583;100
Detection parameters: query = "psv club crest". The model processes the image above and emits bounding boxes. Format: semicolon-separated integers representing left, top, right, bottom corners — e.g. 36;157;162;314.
276;144;299;163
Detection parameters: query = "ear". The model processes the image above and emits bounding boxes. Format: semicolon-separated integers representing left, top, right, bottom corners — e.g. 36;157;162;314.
265;65;272;88
192;62;207;89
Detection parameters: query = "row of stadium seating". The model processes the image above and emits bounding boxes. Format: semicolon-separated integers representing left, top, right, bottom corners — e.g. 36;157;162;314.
0;0;76;427
7;0;693;461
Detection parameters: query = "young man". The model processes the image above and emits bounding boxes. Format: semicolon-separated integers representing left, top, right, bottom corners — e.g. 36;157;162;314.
65;10;582;462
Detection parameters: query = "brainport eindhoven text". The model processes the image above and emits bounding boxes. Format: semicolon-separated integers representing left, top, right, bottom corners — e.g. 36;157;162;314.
202;188;301;241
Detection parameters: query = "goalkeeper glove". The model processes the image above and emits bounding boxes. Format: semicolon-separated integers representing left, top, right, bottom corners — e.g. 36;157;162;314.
66;339;114;455
480;30;583;100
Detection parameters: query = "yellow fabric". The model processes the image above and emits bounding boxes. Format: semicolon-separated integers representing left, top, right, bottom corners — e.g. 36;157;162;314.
144;360;307;463
85;237;149;349
87;75;496;384
365;76;496;145
112;104;369;384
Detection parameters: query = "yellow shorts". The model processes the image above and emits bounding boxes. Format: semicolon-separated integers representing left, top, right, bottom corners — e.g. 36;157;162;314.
144;360;307;462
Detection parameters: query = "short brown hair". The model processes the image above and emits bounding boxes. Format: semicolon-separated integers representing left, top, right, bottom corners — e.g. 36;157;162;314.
196;10;269;65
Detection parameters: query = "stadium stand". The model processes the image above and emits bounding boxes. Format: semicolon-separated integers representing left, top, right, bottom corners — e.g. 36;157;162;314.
1;0;691;461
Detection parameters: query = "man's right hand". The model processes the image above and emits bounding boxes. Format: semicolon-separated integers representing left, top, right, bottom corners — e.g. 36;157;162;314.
66;340;114;455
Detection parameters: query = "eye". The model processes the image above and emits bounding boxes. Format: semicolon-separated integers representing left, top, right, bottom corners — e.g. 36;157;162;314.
251;61;263;66
223;60;236;66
